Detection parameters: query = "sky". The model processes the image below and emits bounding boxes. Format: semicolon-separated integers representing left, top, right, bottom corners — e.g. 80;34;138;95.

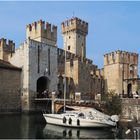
0;1;140;72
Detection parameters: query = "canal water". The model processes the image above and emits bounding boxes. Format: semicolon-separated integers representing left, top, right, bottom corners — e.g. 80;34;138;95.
0;114;138;139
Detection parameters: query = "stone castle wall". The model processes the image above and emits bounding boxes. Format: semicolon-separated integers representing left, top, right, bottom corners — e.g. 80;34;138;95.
0;38;15;62
10;39;58;112
0;68;21;112
121;98;140;122
57;47;103;99
104;50;139;95
28;39;58;92
10;40;30;112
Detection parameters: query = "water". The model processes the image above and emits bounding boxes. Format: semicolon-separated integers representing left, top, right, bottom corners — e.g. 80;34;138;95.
0;114;138;139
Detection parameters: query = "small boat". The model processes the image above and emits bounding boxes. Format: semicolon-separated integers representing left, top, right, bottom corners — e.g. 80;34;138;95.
43;106;119;128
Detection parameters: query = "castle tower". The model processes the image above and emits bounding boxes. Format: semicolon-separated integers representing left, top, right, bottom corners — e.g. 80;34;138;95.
61;17;88;58
9;20;58;112
26;20;57;46
104;50;139;96
0;38;15;62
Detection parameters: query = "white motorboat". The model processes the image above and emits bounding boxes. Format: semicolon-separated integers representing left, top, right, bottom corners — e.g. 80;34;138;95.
43;106;119;128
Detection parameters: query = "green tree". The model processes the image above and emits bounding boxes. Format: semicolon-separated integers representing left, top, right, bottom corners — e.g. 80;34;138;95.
102;90;122;115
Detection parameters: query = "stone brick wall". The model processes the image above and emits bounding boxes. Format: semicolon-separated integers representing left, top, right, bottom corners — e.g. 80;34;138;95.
78;60;103;99
104;50;139;95
28;39;58;93
65;57;103;99
10;40;30;112
0;68;21;112
121;98;140;122
10;38;58;112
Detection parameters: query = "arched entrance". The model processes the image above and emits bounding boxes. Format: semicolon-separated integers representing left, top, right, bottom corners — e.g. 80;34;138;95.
127;83;132;98
37;76;49;95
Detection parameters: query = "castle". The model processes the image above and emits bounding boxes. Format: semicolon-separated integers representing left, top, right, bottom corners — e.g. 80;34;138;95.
0;17;139;112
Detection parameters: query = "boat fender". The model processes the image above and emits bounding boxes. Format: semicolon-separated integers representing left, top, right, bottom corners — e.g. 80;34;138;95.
69;117;72;125
63;116;66;123
77;119;80;126
111;115;119;122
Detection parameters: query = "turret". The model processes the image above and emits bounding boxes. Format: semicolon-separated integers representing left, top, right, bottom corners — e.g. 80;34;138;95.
61;17;88;35
104;50;138;66
104;50;139;95
26;20;57;47
61;17;88;58
0;38;15;62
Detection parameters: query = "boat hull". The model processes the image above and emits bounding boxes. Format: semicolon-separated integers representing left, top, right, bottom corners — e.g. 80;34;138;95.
43;114;116;128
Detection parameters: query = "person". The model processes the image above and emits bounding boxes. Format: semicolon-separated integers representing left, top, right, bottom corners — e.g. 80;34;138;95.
43;89;48;98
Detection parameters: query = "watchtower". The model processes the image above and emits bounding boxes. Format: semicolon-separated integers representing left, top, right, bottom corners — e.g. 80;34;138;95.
0;38;15;62
61;17;88;58
26;20;57;46
104;50;139;96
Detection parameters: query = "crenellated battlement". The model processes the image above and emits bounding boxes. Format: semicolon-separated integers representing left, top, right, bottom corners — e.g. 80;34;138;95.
0;38;15;62
104;50;138;65
0;38;15;53
26;20;57;46
61;17;88;35
57;48;92;65
82;57;93;65
96;68;104;78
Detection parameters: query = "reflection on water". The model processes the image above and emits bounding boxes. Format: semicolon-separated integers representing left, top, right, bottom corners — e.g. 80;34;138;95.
0;114;138;139
43;124;116;139
0;114;45;139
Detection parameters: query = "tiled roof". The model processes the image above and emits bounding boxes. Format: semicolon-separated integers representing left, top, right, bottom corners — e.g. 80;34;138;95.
0;59;21;71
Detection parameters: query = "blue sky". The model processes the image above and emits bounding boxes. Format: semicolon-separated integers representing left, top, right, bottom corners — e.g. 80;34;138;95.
0;1;140;72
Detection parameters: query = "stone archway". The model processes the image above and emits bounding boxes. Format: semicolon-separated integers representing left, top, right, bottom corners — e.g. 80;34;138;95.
37;76;49;95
